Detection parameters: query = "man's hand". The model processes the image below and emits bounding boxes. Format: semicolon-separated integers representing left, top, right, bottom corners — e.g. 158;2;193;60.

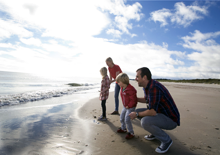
129;112;137;120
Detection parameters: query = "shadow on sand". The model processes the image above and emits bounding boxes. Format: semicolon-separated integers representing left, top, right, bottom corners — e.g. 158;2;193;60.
104;119;196;155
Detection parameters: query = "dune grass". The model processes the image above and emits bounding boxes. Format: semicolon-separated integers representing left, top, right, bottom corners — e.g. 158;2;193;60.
155;79;220;84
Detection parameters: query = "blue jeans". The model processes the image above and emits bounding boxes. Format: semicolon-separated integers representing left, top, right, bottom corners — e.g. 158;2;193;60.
120;106;136;134
136;108;177;143
114;83;120;111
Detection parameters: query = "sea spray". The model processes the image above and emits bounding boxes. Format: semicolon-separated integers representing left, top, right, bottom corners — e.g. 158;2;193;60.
0;85;99;107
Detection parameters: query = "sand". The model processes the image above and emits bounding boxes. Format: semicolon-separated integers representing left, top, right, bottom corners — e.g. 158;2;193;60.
78;81;220;155
1;81;219;155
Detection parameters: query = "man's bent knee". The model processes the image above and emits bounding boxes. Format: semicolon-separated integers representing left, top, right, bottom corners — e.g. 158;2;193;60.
141;116;154;129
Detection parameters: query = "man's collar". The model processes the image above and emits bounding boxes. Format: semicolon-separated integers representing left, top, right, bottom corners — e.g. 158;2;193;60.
145;79;152;90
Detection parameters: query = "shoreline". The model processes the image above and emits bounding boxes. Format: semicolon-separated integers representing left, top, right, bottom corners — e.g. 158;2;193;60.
78;80;220;155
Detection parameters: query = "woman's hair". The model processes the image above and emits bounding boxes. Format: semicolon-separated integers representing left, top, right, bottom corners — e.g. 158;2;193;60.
116;73;129;85
100;67;108;79
106;57;114;64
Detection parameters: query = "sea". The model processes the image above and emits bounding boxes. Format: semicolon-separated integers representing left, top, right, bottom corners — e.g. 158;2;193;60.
0;71;101;107
0;71;110;154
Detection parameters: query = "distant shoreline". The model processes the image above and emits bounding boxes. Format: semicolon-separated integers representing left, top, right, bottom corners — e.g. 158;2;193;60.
155;79;220;85
130;79;220;85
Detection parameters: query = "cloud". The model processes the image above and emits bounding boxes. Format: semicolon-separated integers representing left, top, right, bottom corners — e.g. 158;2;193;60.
0;34;186;78
0;43;14;48
106;29;122;38
0;0;143;40
23;4;38;15
0;0;219;80
0;0;110;41
0;18;33;40
180;30;220;78
20;37;42;46
171;2;208;27
150;8;172;27
150;2;208;27
99;0;143;37
182;30;220;43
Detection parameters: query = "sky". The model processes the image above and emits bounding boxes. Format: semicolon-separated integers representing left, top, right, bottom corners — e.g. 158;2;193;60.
0;0;220;79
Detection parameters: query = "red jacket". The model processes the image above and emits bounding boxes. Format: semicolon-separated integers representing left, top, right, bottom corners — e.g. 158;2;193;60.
120;84;137;108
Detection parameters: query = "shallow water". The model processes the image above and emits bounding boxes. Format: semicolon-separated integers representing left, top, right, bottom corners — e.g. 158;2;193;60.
0;88;100;155
0;71;100;107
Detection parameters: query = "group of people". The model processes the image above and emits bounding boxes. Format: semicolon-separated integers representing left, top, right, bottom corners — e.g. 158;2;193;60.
99;57;180;154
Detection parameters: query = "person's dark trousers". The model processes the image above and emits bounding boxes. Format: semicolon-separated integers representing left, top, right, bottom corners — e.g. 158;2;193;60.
136;108;177;143
101;100;106;118
114;83;120;111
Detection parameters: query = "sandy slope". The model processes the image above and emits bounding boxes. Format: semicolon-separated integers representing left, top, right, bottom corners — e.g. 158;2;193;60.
78;81;220;155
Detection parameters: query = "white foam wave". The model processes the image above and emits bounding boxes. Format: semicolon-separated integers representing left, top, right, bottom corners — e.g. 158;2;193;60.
0;86;99;107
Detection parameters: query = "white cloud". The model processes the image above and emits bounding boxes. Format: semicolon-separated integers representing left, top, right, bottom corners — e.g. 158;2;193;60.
0;18;33;40
171;2;208;27
20;37;42;46
106;29;122;38
0;0;110;41
162;42;168;48
0;0;143;41
0;43;14;48
180;30;220;78
0;35;186;78
0;0;219;80
150;8;172;27
150;2;208;27
99;0;143;37
41;40;77;58
182;30;220;43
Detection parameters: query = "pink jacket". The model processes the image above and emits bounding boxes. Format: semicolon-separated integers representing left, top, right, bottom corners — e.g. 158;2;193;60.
100;75;110;100
120;84;137;108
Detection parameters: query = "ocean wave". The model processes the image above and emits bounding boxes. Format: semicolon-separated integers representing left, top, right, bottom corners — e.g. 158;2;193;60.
0;85;99;107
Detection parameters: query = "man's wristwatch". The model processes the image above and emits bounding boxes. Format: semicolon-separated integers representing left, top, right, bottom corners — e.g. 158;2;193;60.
136;112;139;117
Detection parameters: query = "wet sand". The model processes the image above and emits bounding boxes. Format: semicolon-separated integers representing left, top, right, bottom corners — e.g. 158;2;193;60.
78;81;220;155
1;81;220;155
0;88;100;155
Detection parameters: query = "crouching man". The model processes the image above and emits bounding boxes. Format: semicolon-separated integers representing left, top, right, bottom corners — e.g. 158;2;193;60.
129;67;180;154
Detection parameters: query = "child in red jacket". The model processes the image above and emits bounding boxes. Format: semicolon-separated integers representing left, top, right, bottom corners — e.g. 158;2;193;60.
116;73;137;139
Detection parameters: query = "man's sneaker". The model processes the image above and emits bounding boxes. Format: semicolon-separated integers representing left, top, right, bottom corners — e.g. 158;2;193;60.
111;111;119;115
155;139;173;154
144;134;156;141
97;115;107;121
117;127;127;133
125;133;134;139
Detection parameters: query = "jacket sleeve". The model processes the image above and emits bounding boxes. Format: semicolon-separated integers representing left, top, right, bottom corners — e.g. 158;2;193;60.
127;89;137;108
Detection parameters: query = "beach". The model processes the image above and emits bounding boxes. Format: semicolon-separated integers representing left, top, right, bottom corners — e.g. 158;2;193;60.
0;80;220;155
78;81;220;155
0;87;101;155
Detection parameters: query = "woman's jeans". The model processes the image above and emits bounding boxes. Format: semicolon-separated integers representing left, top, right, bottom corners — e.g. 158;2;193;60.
114;83;120;111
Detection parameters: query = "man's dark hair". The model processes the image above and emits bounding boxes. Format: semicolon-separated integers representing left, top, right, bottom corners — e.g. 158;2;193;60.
136;67;152;80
